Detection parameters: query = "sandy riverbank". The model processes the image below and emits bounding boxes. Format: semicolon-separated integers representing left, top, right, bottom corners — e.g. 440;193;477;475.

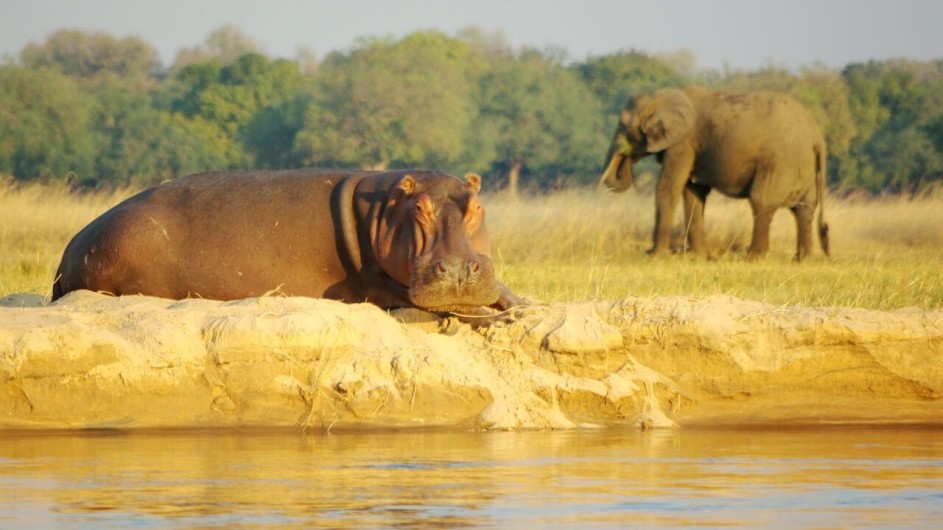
2;291;940;430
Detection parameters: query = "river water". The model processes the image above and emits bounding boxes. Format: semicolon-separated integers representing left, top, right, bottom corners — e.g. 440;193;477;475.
1;426;941;529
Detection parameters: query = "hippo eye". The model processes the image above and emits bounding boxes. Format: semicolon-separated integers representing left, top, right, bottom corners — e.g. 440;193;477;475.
464;198;483;233
414;195;436;224
464;197;483;218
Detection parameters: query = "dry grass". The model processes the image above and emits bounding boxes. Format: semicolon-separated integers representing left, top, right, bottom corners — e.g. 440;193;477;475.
2;178;941;310
485;186;943;310
0;178;131;296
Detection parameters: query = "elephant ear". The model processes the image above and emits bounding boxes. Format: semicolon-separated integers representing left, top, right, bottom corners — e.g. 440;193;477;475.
640;89;695;153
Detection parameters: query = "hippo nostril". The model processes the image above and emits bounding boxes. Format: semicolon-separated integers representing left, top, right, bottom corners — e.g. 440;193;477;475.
466;260;480;275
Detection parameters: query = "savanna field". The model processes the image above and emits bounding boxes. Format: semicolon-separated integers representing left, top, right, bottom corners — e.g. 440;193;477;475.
2;177;941;311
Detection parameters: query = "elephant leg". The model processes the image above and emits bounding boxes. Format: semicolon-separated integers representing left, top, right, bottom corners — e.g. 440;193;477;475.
682;182;711;256
651;149;696;256
651;186;680;256
747;202;777;259
791;203;815;261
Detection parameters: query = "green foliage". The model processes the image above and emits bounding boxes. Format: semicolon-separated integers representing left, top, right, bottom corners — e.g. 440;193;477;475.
91;75;232;185
243;91;312;169
923;114;943;155
576;51;688;116
19;29;160;82
295;31;474;170
90;75;170;184
163;53;305;168
2;26;941;193
172;24;265;70
477;49;604;188
838;60;943;192
0;65;97;181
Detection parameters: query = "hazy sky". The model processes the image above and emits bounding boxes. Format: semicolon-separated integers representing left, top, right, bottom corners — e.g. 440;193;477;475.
2;0;941;70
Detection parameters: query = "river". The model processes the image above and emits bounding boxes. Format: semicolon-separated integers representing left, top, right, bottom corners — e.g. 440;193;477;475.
1;426;941;528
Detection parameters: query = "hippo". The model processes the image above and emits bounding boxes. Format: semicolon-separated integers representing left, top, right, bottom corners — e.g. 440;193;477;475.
51;169;522;315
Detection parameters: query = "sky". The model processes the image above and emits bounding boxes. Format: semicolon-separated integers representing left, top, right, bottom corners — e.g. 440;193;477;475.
2;0;941;71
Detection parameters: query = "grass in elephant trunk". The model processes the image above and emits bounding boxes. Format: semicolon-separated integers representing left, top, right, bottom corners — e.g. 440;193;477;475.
1;178;941;311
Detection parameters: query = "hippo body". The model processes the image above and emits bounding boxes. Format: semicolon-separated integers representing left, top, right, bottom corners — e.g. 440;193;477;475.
52;169;519;313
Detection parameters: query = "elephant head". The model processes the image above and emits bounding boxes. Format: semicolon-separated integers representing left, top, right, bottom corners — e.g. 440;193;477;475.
600;88;696;192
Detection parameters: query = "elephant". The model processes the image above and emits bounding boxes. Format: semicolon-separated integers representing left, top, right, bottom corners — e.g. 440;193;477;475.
600;85;829;260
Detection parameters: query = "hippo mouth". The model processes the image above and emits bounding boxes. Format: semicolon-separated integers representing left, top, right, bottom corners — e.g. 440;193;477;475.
407;256;502;312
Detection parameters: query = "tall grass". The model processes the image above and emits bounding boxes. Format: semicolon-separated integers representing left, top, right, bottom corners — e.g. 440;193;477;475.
1;178;941;310
485;186;943;310
0;178;131;296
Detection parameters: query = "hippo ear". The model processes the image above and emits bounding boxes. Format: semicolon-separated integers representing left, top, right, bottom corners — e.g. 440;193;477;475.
398;175;419;196
465;173;482;194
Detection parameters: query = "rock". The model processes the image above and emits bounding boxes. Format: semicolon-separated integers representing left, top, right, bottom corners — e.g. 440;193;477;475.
0;291;940;431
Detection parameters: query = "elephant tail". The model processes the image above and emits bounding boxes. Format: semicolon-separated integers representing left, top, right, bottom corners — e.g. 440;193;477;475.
815;142;830;257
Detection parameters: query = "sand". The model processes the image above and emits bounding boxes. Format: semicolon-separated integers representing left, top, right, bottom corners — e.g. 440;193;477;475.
1;291;941;431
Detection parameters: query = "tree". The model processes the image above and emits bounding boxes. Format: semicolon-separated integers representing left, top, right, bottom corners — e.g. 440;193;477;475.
838;60;943;192
295;31;476;171
0;65;97;180
456;26;513;61
90;74;231;185
923;114;943;156
150;114;234;183
475;49;603;196
90;75;163;184
795;67;857;158
20;29;160;85
575;51;688;118
196;54;303;137
172;24;264;69
162;53;305;167
242;91;312;169
13;29;225;185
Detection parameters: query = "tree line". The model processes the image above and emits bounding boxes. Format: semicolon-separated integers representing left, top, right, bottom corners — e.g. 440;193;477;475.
1;25;942;194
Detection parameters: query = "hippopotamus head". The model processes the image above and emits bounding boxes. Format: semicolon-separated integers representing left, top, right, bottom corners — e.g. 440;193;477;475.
371;172;503;312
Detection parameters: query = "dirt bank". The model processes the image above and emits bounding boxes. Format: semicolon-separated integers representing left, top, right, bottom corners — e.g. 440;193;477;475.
1;291;940;430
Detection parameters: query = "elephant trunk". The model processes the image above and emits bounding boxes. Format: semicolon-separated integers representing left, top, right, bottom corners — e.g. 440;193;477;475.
599;151;633;192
